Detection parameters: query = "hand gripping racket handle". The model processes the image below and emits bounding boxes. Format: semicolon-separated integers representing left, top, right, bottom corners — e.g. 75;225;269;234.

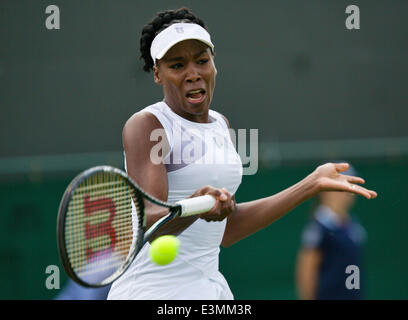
177;195;216;217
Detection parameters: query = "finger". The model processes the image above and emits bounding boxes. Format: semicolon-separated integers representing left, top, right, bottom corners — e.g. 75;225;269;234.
348;184;377;199
359;187;377;199
343;175;365;184
199;188;233;221
219;187;230;203
202;186;221;197
201;196;230;220
368;190;378;198
205;187;227;201
335;162;350;173
219;189;233;213
349;185;370;199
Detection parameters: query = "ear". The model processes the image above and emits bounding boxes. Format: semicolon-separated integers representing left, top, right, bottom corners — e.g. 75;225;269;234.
153;65;162;85
209;50;217;76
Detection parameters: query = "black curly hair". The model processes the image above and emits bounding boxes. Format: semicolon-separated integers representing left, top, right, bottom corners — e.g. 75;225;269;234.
140;7;210;73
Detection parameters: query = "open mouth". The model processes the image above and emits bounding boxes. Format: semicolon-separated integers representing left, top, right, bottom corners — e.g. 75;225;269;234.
186;88;206;104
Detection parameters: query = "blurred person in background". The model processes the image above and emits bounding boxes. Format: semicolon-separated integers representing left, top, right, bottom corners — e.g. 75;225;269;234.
295;163;367;300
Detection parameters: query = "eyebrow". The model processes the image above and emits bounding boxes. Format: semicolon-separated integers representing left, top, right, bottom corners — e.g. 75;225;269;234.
164;49;208;63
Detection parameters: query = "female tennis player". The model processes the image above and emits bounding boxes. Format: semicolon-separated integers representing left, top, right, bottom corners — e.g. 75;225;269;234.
107;7;377;300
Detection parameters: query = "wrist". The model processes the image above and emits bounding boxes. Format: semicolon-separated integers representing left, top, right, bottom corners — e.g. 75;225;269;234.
302;171;320;199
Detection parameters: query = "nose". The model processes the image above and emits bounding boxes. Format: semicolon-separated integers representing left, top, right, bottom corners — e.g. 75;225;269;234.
185;63;201;83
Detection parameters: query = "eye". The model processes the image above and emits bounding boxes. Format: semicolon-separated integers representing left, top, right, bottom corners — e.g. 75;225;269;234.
198;59;209;65
170;63;183;70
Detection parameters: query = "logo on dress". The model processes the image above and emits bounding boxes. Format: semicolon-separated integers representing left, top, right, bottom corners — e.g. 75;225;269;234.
213;135;224;148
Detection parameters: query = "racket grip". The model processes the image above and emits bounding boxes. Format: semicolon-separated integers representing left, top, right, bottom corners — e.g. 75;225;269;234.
177;195;216;217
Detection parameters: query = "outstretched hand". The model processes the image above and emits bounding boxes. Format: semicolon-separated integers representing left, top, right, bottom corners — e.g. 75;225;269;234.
313;163;377;199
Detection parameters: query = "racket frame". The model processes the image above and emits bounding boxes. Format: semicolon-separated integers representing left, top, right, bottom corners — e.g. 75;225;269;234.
57;165;182;288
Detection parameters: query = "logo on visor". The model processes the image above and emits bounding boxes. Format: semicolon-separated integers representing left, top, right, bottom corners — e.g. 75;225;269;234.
175;26;184;33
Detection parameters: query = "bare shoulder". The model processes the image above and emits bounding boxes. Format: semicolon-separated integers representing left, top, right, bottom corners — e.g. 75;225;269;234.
123;111;163;135
122;111;165;145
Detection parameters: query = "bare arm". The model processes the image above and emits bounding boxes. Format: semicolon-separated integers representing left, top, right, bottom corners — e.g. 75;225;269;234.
295;248;322;300
222;173;316;247
123;112;198;239
222;163;377;247
220;115;377;247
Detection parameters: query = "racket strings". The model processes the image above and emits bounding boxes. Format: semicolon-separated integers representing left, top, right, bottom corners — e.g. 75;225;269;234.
66;231;133;257
76;257;127;277
66;196;135;211
64;171;138;281
69;179;126;192
67;220;133;241
72;249;133;274
67;243;134;262
65;203;135;227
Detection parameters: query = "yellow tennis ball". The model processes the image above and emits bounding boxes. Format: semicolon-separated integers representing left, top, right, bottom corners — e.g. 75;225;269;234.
149;235;180;266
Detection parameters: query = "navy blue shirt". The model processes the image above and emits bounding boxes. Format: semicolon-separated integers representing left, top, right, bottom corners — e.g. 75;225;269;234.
301;205;367;299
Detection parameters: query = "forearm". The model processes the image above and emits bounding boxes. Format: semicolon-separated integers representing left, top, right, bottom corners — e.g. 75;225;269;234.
222;173;318;247
297;271;318;300
296;249;321;300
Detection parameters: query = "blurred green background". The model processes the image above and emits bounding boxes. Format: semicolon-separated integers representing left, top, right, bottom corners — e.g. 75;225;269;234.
0;0;407;299
1;159;407;299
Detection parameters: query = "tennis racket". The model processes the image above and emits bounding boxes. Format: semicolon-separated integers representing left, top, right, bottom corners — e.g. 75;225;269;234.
57;165;216;288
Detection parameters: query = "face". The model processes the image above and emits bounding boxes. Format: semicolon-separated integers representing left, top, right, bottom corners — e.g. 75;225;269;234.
153;39;217;122
320;191;356;212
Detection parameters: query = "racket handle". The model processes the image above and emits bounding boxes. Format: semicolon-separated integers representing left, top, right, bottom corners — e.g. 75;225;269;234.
177;195;216;217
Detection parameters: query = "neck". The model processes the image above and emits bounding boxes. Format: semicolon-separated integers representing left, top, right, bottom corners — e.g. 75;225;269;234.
164;99;210;123
322;203;350;222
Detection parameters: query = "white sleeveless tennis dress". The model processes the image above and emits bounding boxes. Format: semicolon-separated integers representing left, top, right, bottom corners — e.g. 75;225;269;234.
107;101;243;300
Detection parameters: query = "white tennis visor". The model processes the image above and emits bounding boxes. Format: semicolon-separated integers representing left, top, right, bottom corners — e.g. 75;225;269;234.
150;23;214;63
